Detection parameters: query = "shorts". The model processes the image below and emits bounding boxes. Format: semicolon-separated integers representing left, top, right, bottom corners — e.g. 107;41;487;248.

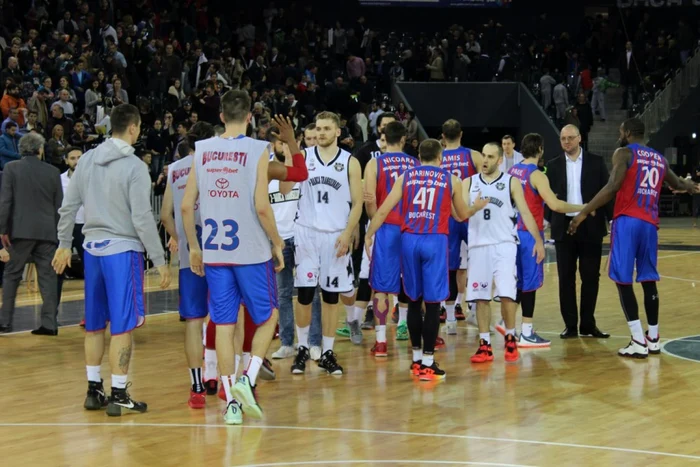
466;243;517;302
84;250;144;335
448;218;469;270
204;260;279;326
609;215;659;284
294;224;355;293
179;268;209;319
401;232;449;303
459;240;468;270
516;230;544;292
369;223;402;294
359;237;372;280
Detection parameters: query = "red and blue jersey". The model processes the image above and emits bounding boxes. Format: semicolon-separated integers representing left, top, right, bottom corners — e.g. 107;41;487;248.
441;147;477;181
613;143;667;227
376;152;418;225
401;166;452;235
509;162;544;231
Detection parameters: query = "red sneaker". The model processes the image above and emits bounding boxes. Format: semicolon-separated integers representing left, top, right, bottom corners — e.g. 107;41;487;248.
410;361;421;377
419;362;446;381
371;342;388;357
218;384;226;402
79;319;86;328
188;390;206;409
504;334;519;363
434;337;446;349
439;307;446;323
470;339;494;363
454;304;466;321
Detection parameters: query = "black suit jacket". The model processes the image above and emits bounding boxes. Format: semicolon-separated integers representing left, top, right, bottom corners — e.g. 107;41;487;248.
545;150;614;242
0;156;63;242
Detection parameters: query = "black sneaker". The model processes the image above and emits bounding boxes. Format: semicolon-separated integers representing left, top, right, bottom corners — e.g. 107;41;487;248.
419;361;446;381
291;346;310;374
204;379;218;396
318;350;344;375
259;357;276;380
439;306;447;323
84;380;108;410
361;305;374;330
454;303;465;321
106;383;148;416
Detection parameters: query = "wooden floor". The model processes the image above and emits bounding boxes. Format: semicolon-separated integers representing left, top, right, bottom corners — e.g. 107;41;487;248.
2;221;700;466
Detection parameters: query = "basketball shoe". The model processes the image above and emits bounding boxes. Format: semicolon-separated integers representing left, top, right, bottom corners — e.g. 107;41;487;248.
446;321;458;335
291;346;310;374
106;383;147;416
84;380;108;410
391;304;399;324
410;361;421;377
188;390;206;409
396;320;409;340
361;305;374;330
231;374;263;419
371;342;388;358
439;306;447;323
204;379;218;396
223;400;243;425
471;339;494;363
618;339;648;359
259;358;276;381
435;336;446;349
646;331;660;354
318;350;343;375
518;331;550;348
454;304;466;321
419;362;446;381
504;334;519;362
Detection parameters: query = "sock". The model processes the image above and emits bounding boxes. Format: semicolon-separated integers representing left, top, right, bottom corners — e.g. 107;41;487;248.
423;353;434;367
353;306;364;323
398;305;408;323
440;301;446;308
246;356;262;386
412;348;423;362
189;367;204;393
521;323;533;337
242;352;251;371
322;336;335;353
375;324;386;343
392;295;399;307
203;349;218;381
628;319;645;343
345;304;355;323
86;365;101;383
297;325;310;349
234;354;241;378
506;328;516;337
221;375;234;404
479;332;491;345
446;303;456;322
648;324;659;340
455;292;464;306
112;374;127;389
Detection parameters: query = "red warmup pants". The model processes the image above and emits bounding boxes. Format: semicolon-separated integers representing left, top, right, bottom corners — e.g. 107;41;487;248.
204;307;257;352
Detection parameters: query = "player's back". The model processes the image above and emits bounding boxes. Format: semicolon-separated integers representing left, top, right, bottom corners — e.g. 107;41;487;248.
467;173;518;247
169;155;201;269
376;152;418;225
401;166;452;235
508;162;544;231
194;135;271;265
614;143;667;227
441;146;477;181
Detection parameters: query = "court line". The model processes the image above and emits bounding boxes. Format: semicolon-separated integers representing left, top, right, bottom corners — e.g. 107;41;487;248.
1;423;699;460
657;251;700;260
660;334;700;363
237;461;533;467
659;274;698;283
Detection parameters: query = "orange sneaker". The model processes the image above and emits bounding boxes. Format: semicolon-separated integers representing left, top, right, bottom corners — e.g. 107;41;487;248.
434;336;446;349
188;390;206;409
218;384;226;402
419;362;446;381
470;339;494;363
504;334;519;363
371;342;388;357
410;361;421;377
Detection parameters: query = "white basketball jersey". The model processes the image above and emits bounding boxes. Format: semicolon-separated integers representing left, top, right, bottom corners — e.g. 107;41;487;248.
296;146;352;233
168;155;200;269
268;154;301;241
194;135;272;265
467;172;518;248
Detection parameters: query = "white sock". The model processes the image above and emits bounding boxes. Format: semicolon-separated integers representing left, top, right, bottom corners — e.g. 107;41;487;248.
322;336;335;353
221;375;234;403
234;354;241;378
479;332;491;344
86;365;101;383
440;301;446;308
628;319;645;343
345;304;355;323
242;352;251;372
455;292;464;306
521;323;533;337
446;303;456;322
375;324;386;343
398;305;408;323
246;356;262;386
297;325;310;349
648;324;659;340
392;296;399;307
112;374;127;389
353;306;364;323
506;328;516;337
203;349;218;381
189;367;203;392
412;348;423;362
423;353;434;366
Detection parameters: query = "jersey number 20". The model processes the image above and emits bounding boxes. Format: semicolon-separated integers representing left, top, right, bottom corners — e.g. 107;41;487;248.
640;166;660;189
203;218;240;251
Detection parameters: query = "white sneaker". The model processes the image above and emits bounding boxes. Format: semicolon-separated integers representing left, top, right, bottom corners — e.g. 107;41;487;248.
310;346;322;361
466;312;478;327
645;331;661;354
272;345;295;359
446;321;457;335
618;338;649;359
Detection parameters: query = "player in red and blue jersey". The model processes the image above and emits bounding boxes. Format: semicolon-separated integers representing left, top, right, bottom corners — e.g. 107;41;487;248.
365;139;487;381
363;122;418;357
569;118;699;359
439;119;484;330
504;133;586;348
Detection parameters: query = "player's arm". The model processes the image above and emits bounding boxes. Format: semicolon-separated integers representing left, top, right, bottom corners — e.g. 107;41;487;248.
511;177;545;263
530;170;585;213
451;174;487;221
268;114;308;185
160;174;178;253
182;159;202;274
336;157;364;257
363;158;378;218
365;174;403;255
255;149;285;271
53;165;83;273
663;158;700;193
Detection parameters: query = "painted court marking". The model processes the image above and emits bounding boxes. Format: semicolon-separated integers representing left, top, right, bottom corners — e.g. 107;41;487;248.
1;422;699;461
238;461;533;467
660;334;700;363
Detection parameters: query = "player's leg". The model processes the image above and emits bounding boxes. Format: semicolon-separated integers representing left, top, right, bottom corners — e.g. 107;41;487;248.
516;231;549;348
444;270;459;335
418;235;449;380
292;226;320;373
272;238;297;359
442;219;462;325
309;288;323;360
354;277;373;333
636;220;661;354
179;268;209;408
203;318;218;394
369;224;401;355
401;232;424;373
83;251;109;410
340;290;361;344
468;246;495;363
396;283;409;340
494;243;519;362
460;240;478;327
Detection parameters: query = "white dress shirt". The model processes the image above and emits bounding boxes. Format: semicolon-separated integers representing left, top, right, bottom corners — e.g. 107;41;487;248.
565;148;583;217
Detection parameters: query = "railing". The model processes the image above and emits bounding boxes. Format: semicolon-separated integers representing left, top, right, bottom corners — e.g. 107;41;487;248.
639;47;700;141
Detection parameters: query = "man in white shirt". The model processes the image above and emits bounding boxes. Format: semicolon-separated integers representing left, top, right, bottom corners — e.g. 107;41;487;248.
499;134;523;173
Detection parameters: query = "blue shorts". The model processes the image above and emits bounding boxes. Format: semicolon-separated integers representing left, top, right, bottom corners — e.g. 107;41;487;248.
609;216;659;284
179;268;209;320
369;223;402;294
516;230;544;292
204;260;279;325
84;250;144;335
448;218;469;270
401;233;449;303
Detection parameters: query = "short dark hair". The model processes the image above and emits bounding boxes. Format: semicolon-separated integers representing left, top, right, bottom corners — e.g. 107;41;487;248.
520;133;544;159
622;118;645;138
220;90;251;123
502;134;515;143
110;104;141;134
266;126;281;143
5;121;17;130
186;121;216;151
442;119;461;141
384;121;407;145
419;139;443;163
304;123;316;132
376;112;396;132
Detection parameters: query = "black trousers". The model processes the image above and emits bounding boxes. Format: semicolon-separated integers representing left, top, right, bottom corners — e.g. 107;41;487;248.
554;237;603;331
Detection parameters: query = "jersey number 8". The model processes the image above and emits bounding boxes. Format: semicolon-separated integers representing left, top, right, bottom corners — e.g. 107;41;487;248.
203;218;240;251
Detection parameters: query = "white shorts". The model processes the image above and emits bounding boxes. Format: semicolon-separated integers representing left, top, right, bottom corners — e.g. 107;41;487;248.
466;243;517;302
459;240;468;270
294;224;355;293
359;239;372;280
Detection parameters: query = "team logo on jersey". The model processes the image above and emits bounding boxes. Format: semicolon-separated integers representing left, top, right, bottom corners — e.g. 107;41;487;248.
496;182;506;191
480;282;488;289
334;162;345;172
472;282;478;289
216;178;230;189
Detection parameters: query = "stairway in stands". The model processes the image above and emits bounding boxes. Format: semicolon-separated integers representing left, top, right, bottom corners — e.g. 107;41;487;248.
586;68;625;169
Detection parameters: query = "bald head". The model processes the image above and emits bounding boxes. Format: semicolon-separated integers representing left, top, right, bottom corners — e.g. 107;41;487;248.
560;124;582;157
561;124;580;136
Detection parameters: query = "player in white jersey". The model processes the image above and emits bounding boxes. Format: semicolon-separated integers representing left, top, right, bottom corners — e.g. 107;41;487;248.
465;142;545;364
292;111;363;376
182;90;284;425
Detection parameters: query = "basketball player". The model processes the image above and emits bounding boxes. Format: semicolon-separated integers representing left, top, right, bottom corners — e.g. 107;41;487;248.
53;104;171;416
467;142;545;364
182;90;283;424
363;122;418;356
498;133;586;347
292;111;363;376
439;119;484;334
366;139;488;379
568;118;699;358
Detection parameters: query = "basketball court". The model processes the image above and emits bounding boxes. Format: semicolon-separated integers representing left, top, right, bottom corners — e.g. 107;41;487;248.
1;219;700;466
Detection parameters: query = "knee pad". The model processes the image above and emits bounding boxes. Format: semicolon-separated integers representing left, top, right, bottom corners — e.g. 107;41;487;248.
297;287;315;306
448;270;458;301
321;290;339;304
356;278;372;302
